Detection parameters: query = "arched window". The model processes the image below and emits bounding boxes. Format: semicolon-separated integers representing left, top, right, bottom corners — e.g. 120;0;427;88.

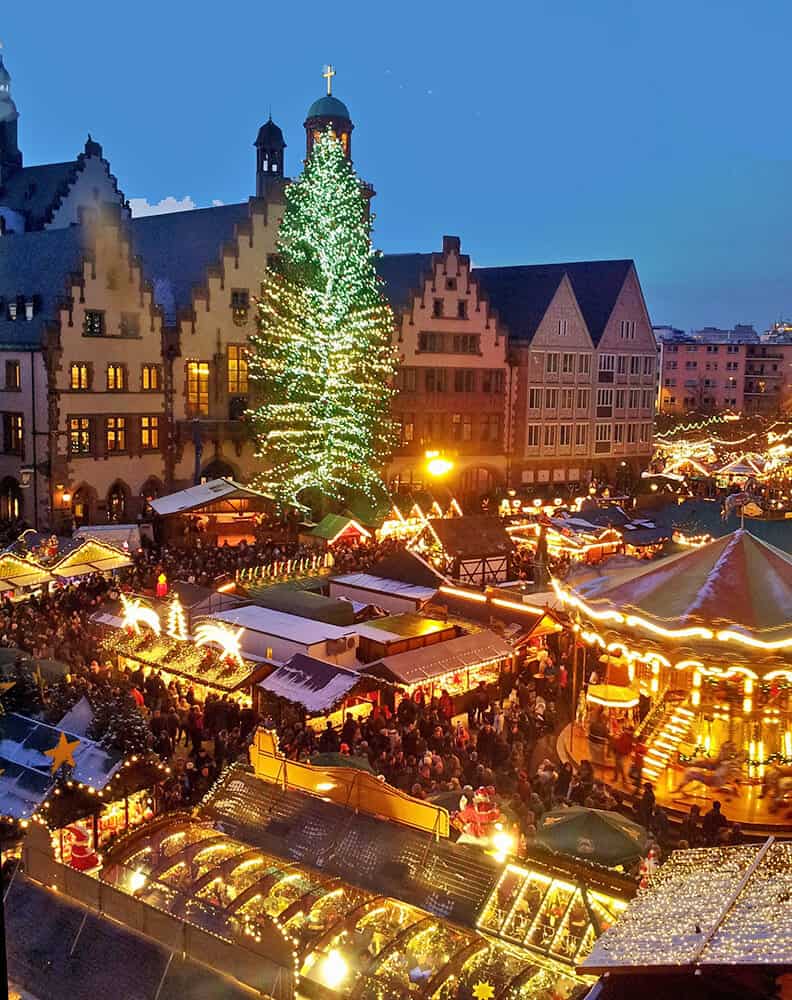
0;477;22;520
72;488;91;527
107;482;127;522
201;459;235;482
140;478;163;507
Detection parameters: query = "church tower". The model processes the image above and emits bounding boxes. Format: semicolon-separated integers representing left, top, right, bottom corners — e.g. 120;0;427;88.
304;65;354;161
254;116;285;197
0;51;22;185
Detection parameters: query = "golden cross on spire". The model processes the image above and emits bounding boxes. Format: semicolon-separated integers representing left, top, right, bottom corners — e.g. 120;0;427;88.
322;64;336;96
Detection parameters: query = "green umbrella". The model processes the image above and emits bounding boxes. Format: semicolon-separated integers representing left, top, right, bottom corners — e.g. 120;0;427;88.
309;752;375;774
536;806;649;868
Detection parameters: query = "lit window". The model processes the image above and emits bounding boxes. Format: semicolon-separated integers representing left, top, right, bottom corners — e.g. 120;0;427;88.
2;413;23;455
140;415;159;449
5;361;20;391
70;364;90;390
227;346;249;394
141;365;160;391
187;361;210;415
69;417;91;454
106;416;126;451
107;364;125;390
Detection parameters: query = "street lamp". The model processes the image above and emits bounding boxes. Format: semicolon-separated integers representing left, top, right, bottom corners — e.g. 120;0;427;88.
425;450;454;478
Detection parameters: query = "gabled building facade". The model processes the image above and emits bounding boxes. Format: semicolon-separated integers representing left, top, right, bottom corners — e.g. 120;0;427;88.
0;52;657;529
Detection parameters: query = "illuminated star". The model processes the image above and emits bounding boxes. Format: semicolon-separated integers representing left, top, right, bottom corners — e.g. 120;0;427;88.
472;983;495;1000
44;732;80;774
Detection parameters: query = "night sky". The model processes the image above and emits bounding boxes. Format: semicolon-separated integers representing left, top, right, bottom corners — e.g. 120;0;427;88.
4;1;792;331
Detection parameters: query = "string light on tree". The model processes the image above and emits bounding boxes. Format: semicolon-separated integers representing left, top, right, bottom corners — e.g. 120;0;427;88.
247;128;399;509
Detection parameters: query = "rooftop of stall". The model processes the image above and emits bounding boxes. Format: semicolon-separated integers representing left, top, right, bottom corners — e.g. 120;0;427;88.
300;513;372;547
257;654;376;717
208;604;360;667
361;628;513;690
148;478;275;546
240;582;357;626
353;613;460;661
0;713;122;821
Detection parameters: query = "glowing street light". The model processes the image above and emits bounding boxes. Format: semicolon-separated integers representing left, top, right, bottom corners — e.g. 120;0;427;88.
425;450;454;478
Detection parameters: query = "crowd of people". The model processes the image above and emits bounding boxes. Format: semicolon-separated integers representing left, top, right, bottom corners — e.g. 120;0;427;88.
0;516;755;879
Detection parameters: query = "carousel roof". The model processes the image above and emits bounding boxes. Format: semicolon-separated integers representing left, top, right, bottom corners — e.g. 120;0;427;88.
573;530;792;638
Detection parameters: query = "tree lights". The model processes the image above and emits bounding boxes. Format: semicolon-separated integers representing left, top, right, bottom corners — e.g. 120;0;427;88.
247;130;398;509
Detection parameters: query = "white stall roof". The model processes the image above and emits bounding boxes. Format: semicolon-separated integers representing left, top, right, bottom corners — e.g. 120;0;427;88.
150;478;272;516
210;605;356;645
331;572;437;601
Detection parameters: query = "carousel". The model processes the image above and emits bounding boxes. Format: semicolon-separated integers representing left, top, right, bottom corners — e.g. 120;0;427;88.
556;530;792;831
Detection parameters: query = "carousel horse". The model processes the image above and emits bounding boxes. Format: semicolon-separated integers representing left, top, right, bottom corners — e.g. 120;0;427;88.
762;763;792;813
674;743;743;796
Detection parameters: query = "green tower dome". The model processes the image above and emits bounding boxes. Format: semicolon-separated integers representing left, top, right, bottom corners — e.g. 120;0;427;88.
306;94;351;121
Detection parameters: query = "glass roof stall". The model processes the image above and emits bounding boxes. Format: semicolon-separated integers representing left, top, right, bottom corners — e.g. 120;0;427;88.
101;820;591;1000
477;863;628;968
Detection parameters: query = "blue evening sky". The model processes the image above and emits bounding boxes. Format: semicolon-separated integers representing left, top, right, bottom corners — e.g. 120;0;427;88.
4;1;792;332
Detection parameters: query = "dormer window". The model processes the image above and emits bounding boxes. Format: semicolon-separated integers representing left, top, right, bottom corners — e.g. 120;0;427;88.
24;299;33;321
8;301;16;320
432;298;444;318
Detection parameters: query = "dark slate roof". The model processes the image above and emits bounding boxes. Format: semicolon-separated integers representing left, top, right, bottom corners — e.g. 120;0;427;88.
370;549;446;589
129;202;251;323
201;765;502;925
431;515;513;558
474;259;634;345
0;160;82;229
0;224;84;348
377;252;434;312
7;876;253;1000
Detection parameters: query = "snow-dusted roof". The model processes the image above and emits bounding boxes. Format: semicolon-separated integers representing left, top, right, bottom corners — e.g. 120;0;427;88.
0;713;121;819
210;605;356;646
150;478;273;516
331;572;438;601
258;654;363;713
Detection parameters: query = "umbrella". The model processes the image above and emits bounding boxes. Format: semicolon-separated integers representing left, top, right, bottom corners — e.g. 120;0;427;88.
309;752;375;774
536;806;649;868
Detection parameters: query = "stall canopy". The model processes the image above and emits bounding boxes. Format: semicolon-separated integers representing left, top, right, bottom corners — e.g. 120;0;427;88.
535;807;649;868
149;478;274;516
0;713;121;820
582;838;792;974
309;513;371;545
0;552;54;592
362;629;512;686
257;654;364;714
51;537;132;578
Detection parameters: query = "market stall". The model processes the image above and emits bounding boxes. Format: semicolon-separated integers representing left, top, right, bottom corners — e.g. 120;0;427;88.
256;653;380;729
95;594;272;705
361;628;514;706
149;477;276;547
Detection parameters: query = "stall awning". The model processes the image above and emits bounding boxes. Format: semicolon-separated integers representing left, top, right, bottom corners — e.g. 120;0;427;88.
258;654;365;713
150;478;274;516
0;713;122;820
362;630;513;686
0;552;55;591
52;538;132;578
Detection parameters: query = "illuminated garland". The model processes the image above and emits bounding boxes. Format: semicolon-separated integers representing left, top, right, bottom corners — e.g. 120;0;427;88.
247;130;399;507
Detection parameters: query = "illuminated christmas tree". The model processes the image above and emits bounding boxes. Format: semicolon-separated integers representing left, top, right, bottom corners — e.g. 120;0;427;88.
166;595;188;641
248;130;398;508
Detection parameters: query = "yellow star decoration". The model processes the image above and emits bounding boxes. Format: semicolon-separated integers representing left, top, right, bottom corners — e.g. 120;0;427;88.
472;982;495;1000
44;732;80;774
